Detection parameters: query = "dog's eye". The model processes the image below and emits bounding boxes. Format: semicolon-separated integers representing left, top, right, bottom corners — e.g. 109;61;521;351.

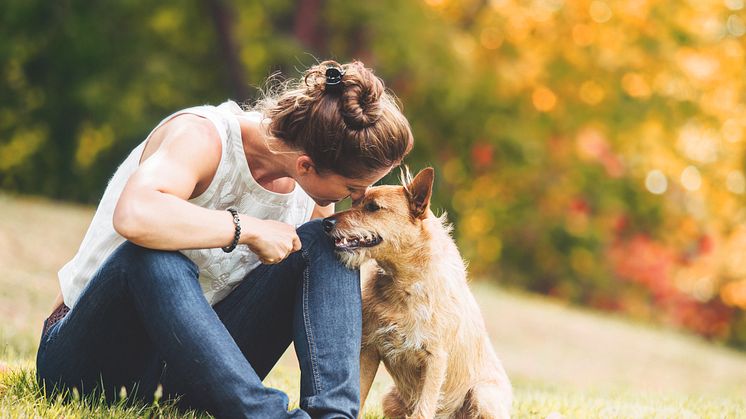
364;201;381;212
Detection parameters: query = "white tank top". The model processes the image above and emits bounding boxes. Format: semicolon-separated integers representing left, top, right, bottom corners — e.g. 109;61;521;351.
58;100;315;308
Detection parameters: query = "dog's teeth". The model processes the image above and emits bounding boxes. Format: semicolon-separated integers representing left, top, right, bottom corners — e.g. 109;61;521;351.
332;233;381;249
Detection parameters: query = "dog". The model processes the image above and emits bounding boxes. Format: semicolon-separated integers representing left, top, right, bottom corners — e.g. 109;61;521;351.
322;167;512;418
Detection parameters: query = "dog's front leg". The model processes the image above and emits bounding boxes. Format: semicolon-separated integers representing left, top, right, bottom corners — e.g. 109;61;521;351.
359;344;380;415
409;348;447;419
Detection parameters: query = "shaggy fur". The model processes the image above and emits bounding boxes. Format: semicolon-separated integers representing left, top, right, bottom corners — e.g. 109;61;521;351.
324;168;512;418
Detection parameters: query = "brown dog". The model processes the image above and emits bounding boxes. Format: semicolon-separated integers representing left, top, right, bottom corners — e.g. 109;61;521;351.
323;168;512;418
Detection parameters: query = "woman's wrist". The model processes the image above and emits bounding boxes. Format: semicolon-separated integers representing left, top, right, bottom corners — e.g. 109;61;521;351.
221;208;241;253
236;214;260;246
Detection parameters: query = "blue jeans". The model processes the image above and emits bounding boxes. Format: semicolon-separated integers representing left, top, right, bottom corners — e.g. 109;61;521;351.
36;219;362;419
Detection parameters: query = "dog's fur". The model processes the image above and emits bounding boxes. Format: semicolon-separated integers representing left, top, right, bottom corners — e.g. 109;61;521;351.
324;168;512;418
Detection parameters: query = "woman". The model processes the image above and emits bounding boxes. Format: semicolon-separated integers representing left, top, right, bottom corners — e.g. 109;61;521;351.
36;60;413;418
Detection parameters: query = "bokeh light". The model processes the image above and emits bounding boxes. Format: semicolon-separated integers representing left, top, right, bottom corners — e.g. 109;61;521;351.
532;86;557;112
727;171;745;194
645;170;668;195
589;1;613;23
681;166;702;192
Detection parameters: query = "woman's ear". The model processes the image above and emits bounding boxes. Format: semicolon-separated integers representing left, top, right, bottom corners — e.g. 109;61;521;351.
296;155;317;175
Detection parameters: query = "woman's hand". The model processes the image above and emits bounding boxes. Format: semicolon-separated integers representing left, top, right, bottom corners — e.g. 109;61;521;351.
242;218;302;264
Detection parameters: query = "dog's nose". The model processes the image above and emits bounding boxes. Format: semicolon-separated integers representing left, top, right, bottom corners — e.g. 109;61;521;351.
322;217;336;233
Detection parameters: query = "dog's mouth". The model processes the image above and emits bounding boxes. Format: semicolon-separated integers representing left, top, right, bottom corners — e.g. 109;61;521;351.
333;233;383;251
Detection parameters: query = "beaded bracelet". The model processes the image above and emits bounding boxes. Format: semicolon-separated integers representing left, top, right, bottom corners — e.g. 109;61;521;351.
222;208;241;253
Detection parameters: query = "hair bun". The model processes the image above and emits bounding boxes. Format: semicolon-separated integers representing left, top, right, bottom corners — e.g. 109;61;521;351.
340;61;384;130
261;59;413;179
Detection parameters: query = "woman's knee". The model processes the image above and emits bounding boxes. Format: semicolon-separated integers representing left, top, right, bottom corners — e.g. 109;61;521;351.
295;220;360;289
296;219;350;268
296;219;328;248
297;219;346;260
112;241;199;285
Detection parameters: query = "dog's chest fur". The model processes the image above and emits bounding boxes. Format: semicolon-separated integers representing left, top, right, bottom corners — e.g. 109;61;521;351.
361;250;478;415
361;218;468;368
364;278;440;366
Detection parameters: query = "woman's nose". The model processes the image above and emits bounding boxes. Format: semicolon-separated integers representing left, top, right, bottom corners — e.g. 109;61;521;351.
350;191;365;204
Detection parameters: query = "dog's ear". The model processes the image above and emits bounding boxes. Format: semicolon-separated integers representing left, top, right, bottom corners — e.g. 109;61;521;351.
406;167;434;219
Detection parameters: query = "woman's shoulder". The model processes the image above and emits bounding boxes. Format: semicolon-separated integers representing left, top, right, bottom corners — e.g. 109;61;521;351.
165;113;222;139
142;113;223;163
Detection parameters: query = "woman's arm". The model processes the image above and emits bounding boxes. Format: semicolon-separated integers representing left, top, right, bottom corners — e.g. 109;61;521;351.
113;114;236;250
112;115;300;260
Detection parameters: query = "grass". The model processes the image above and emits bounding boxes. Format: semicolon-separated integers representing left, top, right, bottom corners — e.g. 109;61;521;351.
0;365;203;418
2;192;746;418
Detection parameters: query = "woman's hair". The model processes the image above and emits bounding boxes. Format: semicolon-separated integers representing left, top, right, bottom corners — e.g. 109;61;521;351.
252;60;414;179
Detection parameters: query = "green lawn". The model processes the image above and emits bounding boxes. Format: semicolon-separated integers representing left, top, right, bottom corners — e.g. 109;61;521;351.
2;193;746;418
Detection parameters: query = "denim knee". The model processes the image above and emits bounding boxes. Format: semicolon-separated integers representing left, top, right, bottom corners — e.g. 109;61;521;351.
296;219;344;264
112;241;199;287
296;219;327;247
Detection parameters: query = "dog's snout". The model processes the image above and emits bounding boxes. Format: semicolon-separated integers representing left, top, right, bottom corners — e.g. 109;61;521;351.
322;216;336;233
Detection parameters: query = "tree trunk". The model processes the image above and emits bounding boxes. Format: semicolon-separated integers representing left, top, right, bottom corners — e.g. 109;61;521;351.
293;0;326;52
203;0;250;100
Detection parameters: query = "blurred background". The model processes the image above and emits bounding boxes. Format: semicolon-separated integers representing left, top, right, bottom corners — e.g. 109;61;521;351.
2;0;746;356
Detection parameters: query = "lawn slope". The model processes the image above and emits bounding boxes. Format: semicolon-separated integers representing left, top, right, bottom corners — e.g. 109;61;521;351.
1;193;745;418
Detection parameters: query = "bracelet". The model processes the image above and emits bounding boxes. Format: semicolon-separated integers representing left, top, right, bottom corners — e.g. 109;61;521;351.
222;208;241;253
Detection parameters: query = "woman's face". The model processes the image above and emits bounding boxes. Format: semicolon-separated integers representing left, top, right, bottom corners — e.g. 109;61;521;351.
296;158;392;207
